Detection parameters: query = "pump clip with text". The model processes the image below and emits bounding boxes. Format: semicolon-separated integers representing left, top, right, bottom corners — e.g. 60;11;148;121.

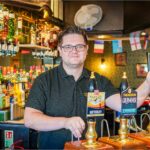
121;88;137;116
87;90;105;117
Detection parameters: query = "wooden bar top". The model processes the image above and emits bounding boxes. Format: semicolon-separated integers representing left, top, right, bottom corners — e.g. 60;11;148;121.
64;140;114;150
128;132;150;149
99;136;147;150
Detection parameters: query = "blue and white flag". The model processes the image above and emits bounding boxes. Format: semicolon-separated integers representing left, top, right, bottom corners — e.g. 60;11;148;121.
112;40;123;54
94;40;104;54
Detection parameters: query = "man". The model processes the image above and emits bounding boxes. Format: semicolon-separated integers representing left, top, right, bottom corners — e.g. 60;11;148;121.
24;26;150;149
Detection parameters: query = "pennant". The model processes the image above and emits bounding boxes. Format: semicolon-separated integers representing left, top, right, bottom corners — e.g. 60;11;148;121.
143;33;149;50
129;31;142;51
112;40;123;54
94;40;104;54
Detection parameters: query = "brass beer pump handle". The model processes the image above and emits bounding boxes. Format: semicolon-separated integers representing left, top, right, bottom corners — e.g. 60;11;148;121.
101;119;110;138
82;119;98;147
86;120;97;144
118;117;128;141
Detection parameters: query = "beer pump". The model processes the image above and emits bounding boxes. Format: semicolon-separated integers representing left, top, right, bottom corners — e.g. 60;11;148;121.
99;72;146;149
64;72;114;149
128;112;150;148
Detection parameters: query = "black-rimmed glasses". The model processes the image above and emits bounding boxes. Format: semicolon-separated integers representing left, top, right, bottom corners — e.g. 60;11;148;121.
60;44;86;52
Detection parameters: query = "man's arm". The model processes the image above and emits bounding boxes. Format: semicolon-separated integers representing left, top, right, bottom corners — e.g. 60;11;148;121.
136;72;150;108
106;72;150;112
24;107;85;138
106;93;121;112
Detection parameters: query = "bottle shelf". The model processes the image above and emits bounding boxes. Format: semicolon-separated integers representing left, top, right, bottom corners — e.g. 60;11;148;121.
19;44;52;51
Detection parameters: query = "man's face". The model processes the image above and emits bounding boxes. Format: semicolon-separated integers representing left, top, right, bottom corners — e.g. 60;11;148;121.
58;33;88;68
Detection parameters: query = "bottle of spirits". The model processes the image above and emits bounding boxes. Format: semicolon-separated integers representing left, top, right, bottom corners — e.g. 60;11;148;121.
30;25;36;45
16;16;24;43
19;82;25;107
7;11;15;42
2;7;9;41
0;4;4;31
0;66;3;84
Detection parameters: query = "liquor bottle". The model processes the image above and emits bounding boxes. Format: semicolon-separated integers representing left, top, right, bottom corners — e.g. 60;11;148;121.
0;4;4;31
7;11;15;42
18;82;25;107
16;16;24;43
0;84;5;109
30;25;36;45
2;7;9;41
17;17;22;35
0;66;3;84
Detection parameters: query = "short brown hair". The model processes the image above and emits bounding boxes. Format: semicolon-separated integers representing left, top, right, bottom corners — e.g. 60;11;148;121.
58;26;88;46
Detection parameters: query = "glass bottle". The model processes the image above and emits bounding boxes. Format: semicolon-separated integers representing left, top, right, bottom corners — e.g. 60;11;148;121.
0;66;3;84
7;11;15;42
0;4;4;31
19;82;25;107
30;25;36;45
2;7;9;41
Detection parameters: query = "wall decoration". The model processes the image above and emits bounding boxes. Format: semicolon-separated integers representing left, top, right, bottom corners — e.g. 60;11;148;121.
115;52;127;66
136;63;148;78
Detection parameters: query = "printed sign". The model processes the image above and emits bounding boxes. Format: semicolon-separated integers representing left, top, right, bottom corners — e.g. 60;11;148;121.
87;90;105;117
4;130;14;148
121;88;137;116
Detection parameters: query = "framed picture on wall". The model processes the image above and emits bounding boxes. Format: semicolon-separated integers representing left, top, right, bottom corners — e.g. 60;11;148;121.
147;52;150;71
136;63;148;78
115;52;127;66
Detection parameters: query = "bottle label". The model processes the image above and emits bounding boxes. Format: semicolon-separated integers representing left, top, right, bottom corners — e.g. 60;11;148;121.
87;91;105;117
121;88;137;116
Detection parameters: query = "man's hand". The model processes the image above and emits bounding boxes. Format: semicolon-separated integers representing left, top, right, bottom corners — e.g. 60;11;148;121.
64;117;85;138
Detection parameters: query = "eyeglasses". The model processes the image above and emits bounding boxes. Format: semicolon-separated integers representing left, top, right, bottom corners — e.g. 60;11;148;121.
60;44;86;52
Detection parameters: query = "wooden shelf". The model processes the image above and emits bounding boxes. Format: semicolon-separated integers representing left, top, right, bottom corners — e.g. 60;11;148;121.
19;44;51;51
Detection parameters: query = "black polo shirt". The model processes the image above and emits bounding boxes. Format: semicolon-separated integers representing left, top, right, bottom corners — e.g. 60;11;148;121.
26;64;119;149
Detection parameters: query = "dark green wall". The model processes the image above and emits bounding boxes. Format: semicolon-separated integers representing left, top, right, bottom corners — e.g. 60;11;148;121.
85;40;148;88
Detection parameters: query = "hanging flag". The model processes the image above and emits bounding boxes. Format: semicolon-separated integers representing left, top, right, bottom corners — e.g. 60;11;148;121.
129;31;142;51
143;33;149;50
94;40;104;54
112;40;123;54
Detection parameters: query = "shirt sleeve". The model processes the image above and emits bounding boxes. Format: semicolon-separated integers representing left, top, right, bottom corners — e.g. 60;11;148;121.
25;75;47;112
